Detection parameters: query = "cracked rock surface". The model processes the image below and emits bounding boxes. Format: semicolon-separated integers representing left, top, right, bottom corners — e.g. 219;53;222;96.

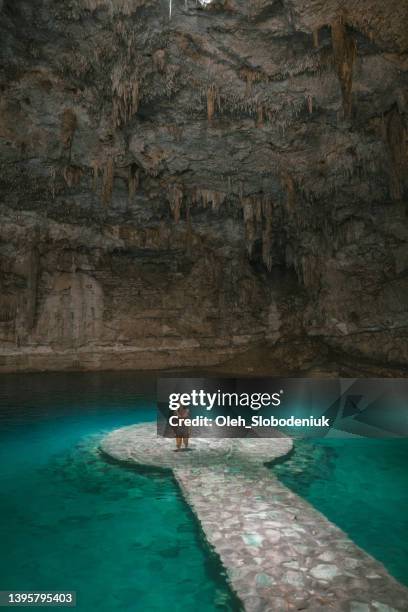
0;0;407;371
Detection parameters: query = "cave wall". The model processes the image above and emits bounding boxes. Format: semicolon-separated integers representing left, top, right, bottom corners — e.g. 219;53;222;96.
0;0;407;371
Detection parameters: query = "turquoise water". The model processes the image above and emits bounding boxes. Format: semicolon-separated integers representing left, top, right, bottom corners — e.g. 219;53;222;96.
0;373;239;611
273;438;408;586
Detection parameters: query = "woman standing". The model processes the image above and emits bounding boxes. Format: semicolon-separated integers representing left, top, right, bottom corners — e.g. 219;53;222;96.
174;405;190;451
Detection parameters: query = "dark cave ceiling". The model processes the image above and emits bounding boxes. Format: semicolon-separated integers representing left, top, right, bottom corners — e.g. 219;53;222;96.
1;0;407;217
0;0;407;371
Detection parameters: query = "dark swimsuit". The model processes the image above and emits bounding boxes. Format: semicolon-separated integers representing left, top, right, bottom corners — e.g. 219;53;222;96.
174;413;190;437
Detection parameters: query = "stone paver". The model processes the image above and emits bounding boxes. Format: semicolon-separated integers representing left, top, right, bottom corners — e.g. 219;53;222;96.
101;424;408;612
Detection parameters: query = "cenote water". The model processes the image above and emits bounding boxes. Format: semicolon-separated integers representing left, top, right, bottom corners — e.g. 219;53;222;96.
0;373;239;612
273;437;408;587
1;374;408;611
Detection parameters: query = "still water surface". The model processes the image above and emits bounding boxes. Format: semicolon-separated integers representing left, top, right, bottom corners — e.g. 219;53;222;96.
0;373;239;611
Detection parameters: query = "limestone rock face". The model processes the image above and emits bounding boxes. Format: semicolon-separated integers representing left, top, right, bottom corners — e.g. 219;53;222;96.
0;0;407;371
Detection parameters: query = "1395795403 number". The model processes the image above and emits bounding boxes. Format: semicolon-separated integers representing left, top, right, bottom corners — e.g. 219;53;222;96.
0;592;76;607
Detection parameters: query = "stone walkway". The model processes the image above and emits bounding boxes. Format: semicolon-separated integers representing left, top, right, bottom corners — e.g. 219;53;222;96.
101;424;408;612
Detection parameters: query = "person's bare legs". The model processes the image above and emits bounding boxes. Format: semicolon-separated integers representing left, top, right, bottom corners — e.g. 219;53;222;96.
183;436;189;449
176;436;182;451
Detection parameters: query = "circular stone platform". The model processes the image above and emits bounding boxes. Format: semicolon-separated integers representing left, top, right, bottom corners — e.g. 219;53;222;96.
100;423;293;469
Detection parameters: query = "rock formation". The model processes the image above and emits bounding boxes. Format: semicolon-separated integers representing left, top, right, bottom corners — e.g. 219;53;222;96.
0;0;407;372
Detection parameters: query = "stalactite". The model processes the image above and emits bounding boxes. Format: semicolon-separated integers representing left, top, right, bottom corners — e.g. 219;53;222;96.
331;17;357;119
190;188;226;211
112;75;139;127
207;84;216;121
60;109;77;159
241;194;274;265
240;67;260;96
185;203;193;255
239;181;244;201
91;161;101;192
63;165;82;187
168;183;183;223
242;198;256;257
281;173;296;214
153;49;166;73
313;28;320;49
50;167;56;200
256;103;264;127
306;94;313;115
0;296;17;323
262;200;273;272
197;83;306;125
254;197;262;223
83;0;137;14
385;107;407;201
102;158;114;206
128;163;139;202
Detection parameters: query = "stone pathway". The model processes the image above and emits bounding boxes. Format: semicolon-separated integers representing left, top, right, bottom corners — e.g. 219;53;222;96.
101;424;408;612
